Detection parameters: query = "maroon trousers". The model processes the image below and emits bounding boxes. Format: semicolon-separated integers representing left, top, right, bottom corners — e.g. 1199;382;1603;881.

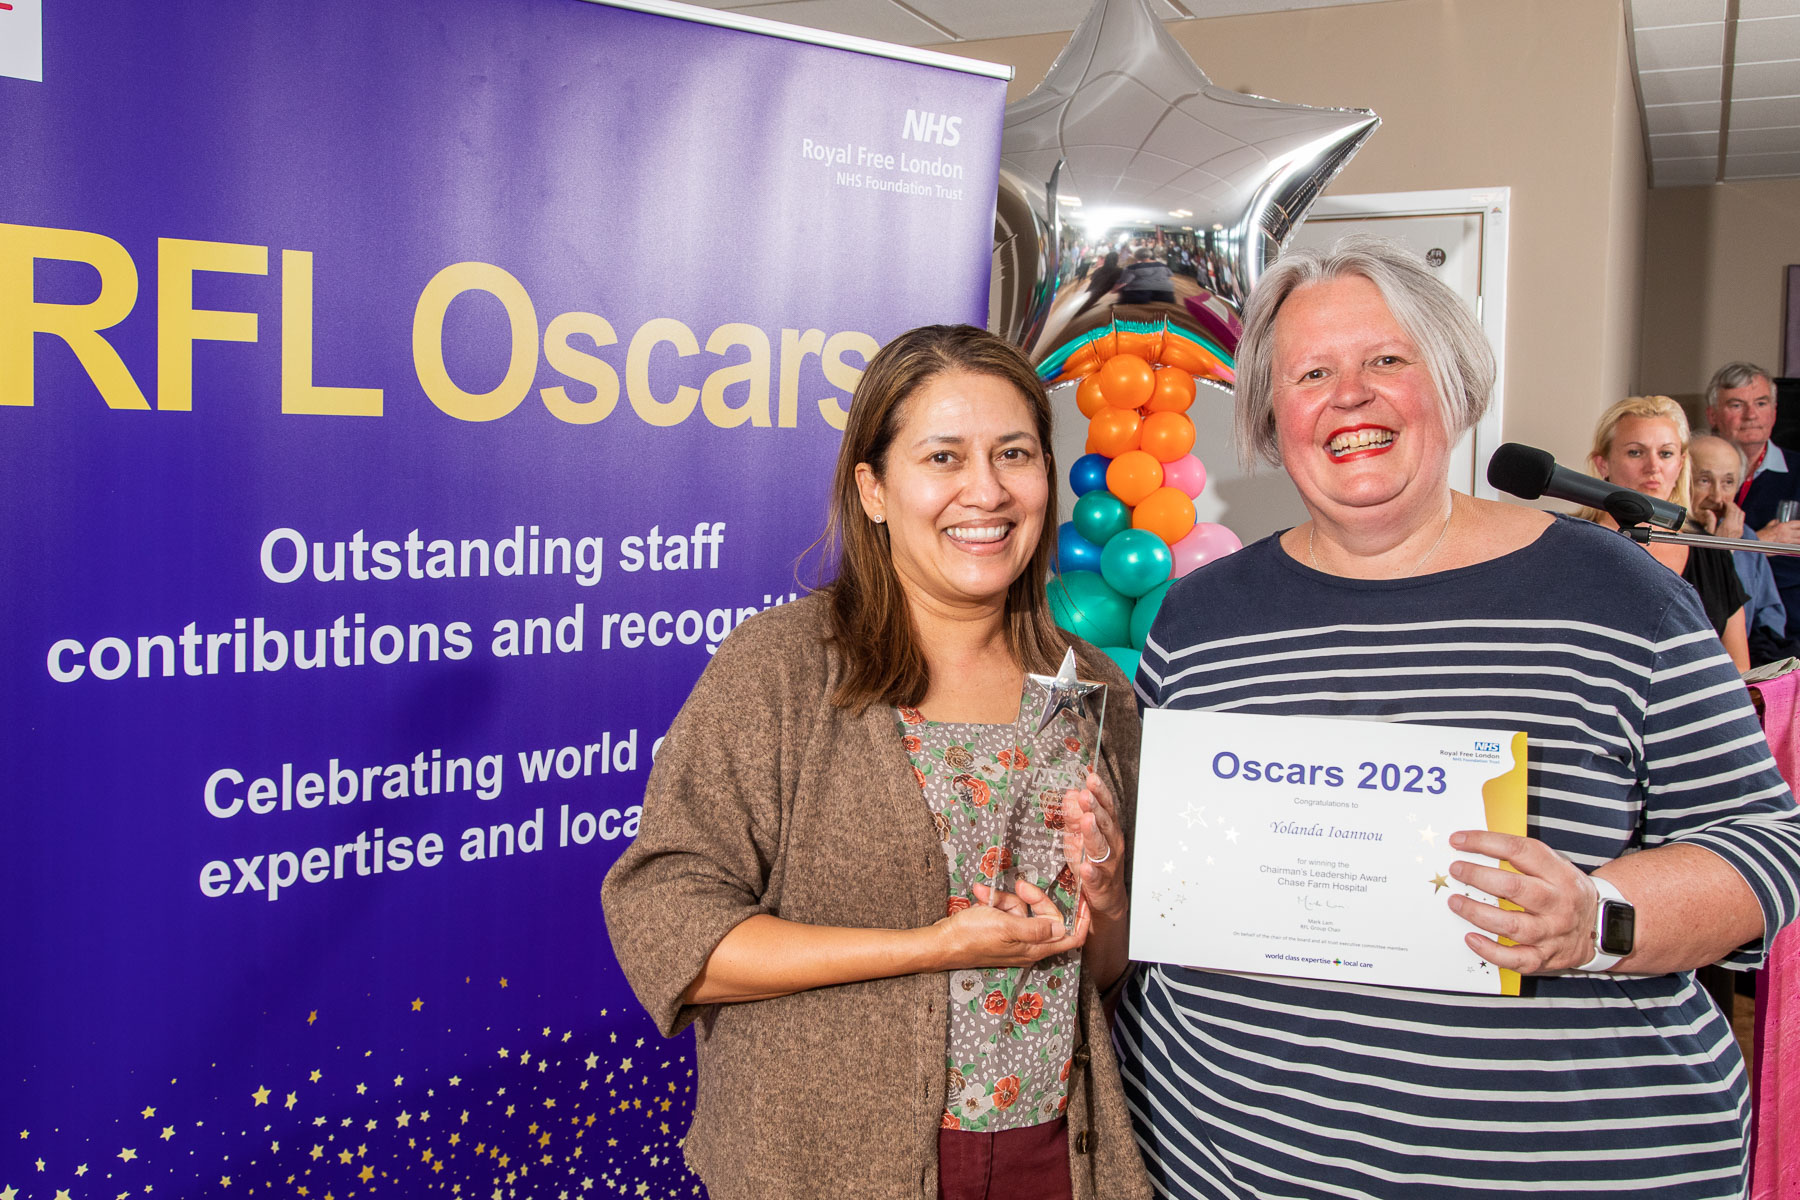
938;1118;1072;1200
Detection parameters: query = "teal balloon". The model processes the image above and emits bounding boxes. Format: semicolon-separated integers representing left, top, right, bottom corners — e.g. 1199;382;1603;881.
1102;645;1141;677
1057;520;1104;574
1130;580;1174;649
1072;490;1130;546
1047;571;1131;648
1100;528;1174;598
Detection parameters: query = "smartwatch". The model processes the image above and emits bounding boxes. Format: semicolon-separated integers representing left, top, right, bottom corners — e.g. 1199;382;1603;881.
1578;875;1636;971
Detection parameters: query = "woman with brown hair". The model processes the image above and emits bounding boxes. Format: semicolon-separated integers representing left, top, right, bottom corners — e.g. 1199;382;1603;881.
603;324;1150;1200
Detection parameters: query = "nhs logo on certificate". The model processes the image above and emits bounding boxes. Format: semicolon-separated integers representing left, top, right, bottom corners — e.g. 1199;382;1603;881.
1130;709;1529;996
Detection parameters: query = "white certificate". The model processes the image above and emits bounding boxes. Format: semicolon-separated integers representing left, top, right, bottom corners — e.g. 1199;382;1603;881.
1130;709;1529;996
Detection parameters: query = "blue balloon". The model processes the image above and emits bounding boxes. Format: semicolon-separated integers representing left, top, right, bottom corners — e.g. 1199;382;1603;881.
1069;453;1111;497
1057;520;1104;574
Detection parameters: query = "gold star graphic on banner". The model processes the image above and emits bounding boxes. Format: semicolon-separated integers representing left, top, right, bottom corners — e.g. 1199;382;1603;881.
1431;873;1449;893
251;1086;270;1106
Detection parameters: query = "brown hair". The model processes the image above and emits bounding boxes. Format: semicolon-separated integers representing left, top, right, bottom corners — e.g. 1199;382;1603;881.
818;324;1065;711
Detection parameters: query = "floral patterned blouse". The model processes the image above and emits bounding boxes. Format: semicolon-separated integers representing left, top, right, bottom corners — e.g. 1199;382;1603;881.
897;705;1079;1133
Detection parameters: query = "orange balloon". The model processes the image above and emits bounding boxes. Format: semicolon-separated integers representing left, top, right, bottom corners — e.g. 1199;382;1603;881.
1076;374;1109;418
1085;408;1142;458
1116;330;1150;361
1159;337;1203;374
1147;366;1197;414
1106;450;1164;507
1133;486;1197;546
1147;328;1166;366
1098;353;1155;410
1065;346;1098;374
1141;411;1197;463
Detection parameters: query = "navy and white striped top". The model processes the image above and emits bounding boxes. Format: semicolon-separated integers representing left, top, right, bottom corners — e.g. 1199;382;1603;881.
1116;515;1800;1200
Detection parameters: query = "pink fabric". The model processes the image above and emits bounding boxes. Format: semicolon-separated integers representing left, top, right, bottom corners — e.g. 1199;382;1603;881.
1752;669;1800;1196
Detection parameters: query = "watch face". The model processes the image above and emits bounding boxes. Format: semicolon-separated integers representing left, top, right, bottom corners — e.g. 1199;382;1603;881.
1599;899;1636;957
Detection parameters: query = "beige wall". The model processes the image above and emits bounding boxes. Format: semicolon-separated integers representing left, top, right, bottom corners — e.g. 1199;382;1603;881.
1640;178;1800;414
961;0;1648;474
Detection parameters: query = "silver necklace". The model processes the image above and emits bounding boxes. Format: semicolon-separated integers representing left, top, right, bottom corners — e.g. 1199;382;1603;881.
1309;500;1455;578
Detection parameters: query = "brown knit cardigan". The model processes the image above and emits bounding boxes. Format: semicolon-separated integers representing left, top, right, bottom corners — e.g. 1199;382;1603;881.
602;593;1152;1200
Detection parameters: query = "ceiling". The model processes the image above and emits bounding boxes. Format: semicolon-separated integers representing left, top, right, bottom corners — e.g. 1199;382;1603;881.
677;0;1800;188
1628;0;1800;186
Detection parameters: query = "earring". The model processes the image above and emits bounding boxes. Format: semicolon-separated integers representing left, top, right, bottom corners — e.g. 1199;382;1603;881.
872;514;885;524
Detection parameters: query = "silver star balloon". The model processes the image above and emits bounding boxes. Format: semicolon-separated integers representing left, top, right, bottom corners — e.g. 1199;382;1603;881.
1029;647;1104;735
991;0;1379;361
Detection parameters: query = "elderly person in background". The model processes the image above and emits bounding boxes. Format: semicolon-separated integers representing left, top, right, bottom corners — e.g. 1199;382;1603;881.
1690;432;1796;665
1115;236;1800;1199
603;325;1150;1200
1577;396;1748;672
1709;361;1800;637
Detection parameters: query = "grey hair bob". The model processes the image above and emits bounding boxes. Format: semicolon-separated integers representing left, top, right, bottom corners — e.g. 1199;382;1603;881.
1234;235;1495;468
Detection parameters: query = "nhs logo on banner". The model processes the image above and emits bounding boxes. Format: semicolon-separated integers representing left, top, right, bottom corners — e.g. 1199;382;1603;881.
0;0;43;82
902;108;962;146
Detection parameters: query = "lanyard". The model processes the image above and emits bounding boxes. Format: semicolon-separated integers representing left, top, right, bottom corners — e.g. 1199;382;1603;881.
1737;444;1768;508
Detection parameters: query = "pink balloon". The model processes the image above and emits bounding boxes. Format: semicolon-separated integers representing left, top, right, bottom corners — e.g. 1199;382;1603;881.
1161;454;1207;499
1171;521;1244;576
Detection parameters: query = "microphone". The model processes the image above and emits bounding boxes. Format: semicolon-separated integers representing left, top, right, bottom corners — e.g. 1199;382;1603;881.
1486;443;1687;530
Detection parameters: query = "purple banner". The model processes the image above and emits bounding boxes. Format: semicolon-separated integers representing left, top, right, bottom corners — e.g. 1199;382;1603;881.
0;2;1003;1195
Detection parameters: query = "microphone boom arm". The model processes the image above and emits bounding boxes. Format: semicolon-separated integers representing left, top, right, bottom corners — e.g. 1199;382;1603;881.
1620;525;1800;557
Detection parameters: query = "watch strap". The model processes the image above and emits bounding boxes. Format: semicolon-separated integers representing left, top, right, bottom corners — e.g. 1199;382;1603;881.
1578;875;1631;972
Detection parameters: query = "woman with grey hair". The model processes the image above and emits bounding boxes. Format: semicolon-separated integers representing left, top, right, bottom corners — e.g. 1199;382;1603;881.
1113;236;1800;1198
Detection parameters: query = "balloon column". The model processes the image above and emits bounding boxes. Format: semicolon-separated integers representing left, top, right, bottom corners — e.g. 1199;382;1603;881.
1048;325;1243;678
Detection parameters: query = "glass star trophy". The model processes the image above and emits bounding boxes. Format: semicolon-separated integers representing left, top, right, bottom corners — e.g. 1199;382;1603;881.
987;648;1107;932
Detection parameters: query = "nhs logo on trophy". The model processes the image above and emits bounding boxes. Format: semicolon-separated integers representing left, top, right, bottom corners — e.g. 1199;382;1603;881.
902;108;962;146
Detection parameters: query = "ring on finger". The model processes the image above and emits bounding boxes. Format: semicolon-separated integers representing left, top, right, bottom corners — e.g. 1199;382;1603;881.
1088;842;1113;865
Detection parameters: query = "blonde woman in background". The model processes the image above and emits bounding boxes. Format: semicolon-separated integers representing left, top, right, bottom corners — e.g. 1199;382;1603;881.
1582;394;1749;672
